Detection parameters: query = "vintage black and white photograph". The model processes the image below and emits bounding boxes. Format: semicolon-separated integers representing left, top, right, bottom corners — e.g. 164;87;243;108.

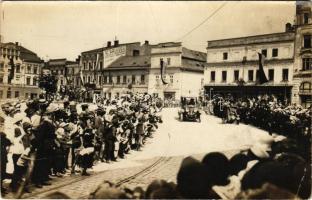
0;1;311;199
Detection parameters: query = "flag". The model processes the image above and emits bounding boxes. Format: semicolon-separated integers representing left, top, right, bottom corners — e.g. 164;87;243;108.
94;53;99;83
80;69;84;86
160;58;168;85
8;58;15;82
258;53;268;84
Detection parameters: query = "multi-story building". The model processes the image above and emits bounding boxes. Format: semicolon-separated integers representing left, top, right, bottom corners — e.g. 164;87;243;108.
204;29;295;103
0;42;43;100
46;58;79;91
292;2;312;108
79;40;206;101
80;40;147;98
66;58;80;88
148;42;206;100
46;58;67;90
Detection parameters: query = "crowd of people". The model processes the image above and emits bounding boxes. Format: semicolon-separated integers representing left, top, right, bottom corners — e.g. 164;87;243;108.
0;93;163;197
42;134;311;199
1;92;311;199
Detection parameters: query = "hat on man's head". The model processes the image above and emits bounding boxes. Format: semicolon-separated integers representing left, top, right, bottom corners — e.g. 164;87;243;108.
13;113;24;124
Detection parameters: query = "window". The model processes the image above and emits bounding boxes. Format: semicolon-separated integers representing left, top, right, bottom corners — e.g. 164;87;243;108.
60;70;63;75
26;77;31;85
15;91;19;98
33;67;38;74
282;69;289;81
303;35;311;48
132;75;136;84
300;82;312;94
93;62;96;69
99;61;103;70
170;75;173;84
117;76;120;84
109;76;113;84
0;91;3;99
15;65;20;73
302;58;312;71
15;75;20;81
272;48;278;57
7;90;11;98
234;70;239;81
167;58;171;65
87;76;91;83
211;71;215;82
83;62;86;70
98;76;102;85
33;77;37;86
27;66;31;73
304;13;309;24
141;75;145;84
133;50;140;56
261;49;267;57
60;79;63;85
89;62;92;70
223;52;228;60
268;69;274;81
156;75;160;85
248;70;254;81
0;63;4;71
222;71;227;82
104;76;108;84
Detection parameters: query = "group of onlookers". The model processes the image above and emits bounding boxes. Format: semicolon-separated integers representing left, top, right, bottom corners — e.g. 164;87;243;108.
0;93;163;197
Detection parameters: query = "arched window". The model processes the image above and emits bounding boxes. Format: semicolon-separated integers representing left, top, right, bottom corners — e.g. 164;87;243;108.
299;82;312;94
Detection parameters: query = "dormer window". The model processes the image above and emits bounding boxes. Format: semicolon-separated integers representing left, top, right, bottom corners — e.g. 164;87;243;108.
133;50;140;56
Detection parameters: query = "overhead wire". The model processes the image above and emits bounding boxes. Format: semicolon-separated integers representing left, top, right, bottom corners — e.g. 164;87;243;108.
175;2;228;42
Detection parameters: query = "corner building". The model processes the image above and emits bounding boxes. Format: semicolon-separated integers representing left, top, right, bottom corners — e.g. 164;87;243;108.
204;30;295;102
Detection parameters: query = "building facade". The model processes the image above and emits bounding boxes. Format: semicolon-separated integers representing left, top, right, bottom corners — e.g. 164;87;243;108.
292;2;312;108
0;42;43;100
79;40;206;101
204;31;295;103
148;42;206;101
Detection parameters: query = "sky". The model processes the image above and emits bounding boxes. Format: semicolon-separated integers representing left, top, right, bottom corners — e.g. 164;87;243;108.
0;1;295;61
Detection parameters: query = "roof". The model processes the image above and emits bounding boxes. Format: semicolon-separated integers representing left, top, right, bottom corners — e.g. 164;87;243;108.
48;58;67;66
182;47;206;62
181;58;205;72
153;42;182;48
81;42;141;54
107;55;150;69
18;46;43;63
1;42;43;63
208;32;295;49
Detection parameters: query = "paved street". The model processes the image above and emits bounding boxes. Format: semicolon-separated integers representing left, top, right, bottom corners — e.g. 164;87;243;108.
9;108;271;199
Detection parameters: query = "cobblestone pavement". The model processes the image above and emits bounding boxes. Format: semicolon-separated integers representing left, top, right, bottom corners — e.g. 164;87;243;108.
3;108;271;199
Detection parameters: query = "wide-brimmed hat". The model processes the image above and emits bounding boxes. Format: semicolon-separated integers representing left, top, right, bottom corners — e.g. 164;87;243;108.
13;113;24;124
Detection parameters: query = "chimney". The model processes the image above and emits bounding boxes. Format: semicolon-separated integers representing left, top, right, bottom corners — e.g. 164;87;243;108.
144;40;149;45
15;42;19;46
114;40;119;47
107;41;111;47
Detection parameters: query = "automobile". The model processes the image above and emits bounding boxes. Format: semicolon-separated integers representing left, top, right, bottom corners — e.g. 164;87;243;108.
178;97;201;122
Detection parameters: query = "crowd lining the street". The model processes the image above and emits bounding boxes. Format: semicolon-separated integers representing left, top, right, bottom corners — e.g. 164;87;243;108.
0;93;311;199
0;93;163;197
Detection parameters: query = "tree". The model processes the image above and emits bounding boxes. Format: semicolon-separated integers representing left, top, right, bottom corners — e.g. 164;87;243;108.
38;74;58;100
